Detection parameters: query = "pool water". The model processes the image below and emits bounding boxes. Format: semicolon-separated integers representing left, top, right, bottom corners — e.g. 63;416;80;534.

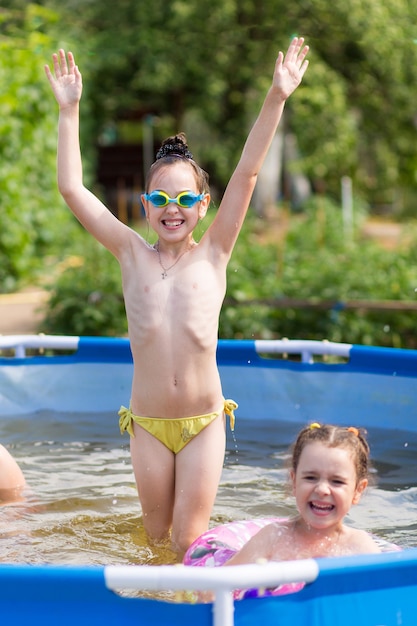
1;411;416;565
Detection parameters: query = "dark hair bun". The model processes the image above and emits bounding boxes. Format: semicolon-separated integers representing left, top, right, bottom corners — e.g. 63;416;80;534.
156;133;193;160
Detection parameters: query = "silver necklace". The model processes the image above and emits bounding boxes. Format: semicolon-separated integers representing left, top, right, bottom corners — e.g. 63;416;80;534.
155;242;191;279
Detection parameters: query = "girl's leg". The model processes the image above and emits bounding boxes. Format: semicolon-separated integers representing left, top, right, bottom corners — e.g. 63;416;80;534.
129;427;175;541
172;414;226;555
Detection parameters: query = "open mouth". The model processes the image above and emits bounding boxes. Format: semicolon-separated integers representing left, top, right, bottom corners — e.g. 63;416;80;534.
162;219;184;228
310;501;334;513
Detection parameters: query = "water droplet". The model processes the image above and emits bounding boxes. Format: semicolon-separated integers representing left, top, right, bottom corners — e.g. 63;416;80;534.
229;429;240;465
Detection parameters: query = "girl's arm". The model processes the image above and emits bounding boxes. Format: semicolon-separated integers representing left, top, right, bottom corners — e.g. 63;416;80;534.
45;50;131;258
0;444;26;502
224;524;276;566
208;37;309;257
352;529;382;554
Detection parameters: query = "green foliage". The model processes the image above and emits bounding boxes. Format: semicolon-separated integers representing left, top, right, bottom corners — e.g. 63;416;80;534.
0;4;73;291
42;199;417;349
1;0;416;337
291;0;417;205
46;0;417;206
41;233;127;336
221;199;417;348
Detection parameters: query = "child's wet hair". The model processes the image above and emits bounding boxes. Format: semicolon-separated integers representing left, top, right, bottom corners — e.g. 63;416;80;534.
145;132;210;194
291;423;371;484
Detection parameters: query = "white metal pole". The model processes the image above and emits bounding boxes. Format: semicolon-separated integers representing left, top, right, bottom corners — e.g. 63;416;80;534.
213;590;234;626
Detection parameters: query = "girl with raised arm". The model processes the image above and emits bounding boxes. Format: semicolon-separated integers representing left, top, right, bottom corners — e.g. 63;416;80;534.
45;38;309;554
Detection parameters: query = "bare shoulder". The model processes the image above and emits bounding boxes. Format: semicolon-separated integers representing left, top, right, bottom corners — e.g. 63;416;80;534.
226;520;291;566
117;226;154;262
198;221;237;267
345;527;381;554
0;444;26;503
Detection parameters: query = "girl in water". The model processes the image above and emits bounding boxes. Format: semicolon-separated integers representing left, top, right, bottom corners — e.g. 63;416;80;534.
45;38;309;554
0;444;26;505
226;423;381;566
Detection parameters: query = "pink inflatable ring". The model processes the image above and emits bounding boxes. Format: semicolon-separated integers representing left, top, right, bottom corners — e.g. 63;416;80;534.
183;517;401;600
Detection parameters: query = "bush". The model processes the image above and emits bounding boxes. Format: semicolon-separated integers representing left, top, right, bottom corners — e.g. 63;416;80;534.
0;5;74;291
41;235;127;336
42;197;417;348
221;198;417;348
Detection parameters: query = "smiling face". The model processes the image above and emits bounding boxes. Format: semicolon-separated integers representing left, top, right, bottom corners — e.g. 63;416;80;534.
142;161;209;244
291;441;367;531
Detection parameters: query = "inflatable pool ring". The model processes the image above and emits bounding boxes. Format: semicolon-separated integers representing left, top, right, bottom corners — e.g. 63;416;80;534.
183;517;303;599
183;517;401;600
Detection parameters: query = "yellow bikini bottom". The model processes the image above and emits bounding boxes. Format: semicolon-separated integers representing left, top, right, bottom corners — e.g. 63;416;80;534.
118;399;238;454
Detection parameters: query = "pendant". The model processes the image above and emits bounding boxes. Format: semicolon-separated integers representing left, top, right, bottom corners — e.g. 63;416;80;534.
161;270;168;279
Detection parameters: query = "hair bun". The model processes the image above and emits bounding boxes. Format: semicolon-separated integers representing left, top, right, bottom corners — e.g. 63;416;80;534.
155;133;193;161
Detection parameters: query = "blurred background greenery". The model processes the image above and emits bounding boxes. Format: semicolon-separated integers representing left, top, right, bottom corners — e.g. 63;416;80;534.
1;1;417;347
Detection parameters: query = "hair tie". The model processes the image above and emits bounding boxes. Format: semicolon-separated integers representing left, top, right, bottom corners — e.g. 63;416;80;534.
347;426;359;437
155;143;194;161
309;422;321;429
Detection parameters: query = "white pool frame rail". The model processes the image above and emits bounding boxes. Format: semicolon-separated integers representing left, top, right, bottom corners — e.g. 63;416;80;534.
0;334;352;363
104;559;319;626
0;334;80;358
255;338;352;363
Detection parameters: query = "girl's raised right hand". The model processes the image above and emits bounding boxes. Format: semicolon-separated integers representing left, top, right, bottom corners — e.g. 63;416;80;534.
44;49;82;109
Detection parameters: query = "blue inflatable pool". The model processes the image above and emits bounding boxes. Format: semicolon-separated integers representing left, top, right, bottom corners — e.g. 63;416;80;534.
1;335;417;626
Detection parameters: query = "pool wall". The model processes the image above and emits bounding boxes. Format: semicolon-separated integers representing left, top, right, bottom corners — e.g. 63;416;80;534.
1;549;417;626
1;335;417;626
1;336;416;430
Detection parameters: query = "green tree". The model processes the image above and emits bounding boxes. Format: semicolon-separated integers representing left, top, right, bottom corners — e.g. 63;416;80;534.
0;4;75;291
3;0;416;288
45;0;417;208
290;0;417;205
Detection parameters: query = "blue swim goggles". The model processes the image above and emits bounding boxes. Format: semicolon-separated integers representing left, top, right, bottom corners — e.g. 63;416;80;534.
143;190;205;209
